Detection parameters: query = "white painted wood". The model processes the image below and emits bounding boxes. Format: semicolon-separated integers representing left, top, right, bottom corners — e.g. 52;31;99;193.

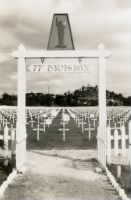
121;125;126;155
33;123;44;141
117;165;121;179
16;44;27;172
129;120;131;166
107;126;111;164
40;119;46;133
114;127;119;156
45;118;52;128
4;125;8;157
81;116;86;134
29;117;35;128
12;49;111;59
11;127;16;155
59;120;69;142
91;117;97;127
84;123;95;140
12;114;16;124
97;43;107;168
0;135;3;140
36;124;40;141
28;63;90;73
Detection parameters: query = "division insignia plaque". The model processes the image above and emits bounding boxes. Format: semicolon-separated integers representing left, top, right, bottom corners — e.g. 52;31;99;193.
47;14;75;50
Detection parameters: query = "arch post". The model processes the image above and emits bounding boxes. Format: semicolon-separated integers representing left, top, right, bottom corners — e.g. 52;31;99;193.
16;44;27;172
97;43;107;168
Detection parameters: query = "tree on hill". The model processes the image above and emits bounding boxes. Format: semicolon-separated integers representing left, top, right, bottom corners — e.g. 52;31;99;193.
0;86;130;106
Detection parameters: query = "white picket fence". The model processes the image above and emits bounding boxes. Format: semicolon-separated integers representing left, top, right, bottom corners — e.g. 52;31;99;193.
0;125;16;158
106;121;131;166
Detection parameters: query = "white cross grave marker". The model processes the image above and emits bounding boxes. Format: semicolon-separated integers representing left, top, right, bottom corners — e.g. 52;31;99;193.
84;123;95;140
33;123;44;142
29;117;35;128
59;113;70;142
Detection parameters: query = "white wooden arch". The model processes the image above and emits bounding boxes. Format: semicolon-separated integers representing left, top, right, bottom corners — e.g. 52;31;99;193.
12;44;111;172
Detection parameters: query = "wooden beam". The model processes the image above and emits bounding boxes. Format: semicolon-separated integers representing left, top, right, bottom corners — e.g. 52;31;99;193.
12;49;111;59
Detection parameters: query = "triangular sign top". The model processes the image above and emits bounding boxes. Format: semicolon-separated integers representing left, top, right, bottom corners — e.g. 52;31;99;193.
47;14;75;50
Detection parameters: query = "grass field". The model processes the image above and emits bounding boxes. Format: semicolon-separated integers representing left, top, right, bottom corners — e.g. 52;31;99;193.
0;157;13;185
108;164;131;198
27;109;97;150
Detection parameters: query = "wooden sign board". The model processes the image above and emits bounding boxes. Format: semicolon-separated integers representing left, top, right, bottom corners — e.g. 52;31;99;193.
28;63;90;73
111;155;129;166
47;14;74;50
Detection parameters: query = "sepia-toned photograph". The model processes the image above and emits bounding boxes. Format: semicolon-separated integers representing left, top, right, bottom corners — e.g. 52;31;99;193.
0;0;131;200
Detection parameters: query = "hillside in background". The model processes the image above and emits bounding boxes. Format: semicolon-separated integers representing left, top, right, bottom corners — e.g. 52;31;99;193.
0;85;130;106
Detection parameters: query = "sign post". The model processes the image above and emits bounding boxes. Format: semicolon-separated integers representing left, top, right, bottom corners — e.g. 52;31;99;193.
97;43;107;168
16;44;27;172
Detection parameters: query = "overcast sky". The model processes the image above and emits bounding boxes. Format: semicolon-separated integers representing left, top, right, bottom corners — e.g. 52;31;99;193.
0;0;130;96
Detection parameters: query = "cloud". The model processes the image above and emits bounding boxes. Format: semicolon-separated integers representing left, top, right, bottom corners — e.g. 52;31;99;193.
0;54;7;63
0;0;130;96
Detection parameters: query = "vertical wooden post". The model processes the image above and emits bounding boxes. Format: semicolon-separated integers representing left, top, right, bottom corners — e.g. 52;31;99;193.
11;126;16;168
114;127;119;156
88;123;91;140
129;120;131;166
30;115;34;128
121;124;126;156
117;165;121;179
11;126;16;156
97;43;107;168
16;44;27;172
63;121;66;142
4;125;9;158
36;124;40;142
81;115;84;133
107;126;111;164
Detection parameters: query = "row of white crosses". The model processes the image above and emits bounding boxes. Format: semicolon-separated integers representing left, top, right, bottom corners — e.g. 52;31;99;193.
1;110;17;130
82;112;97;140
0;111;14;129
107;107;131;127
27;111;34;128
28;108;60;142
33;112;44;141
69;106;130;146
68;108;97;140
58;109;70;142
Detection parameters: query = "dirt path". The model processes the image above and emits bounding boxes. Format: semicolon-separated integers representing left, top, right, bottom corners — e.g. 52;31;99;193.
1;150;120;200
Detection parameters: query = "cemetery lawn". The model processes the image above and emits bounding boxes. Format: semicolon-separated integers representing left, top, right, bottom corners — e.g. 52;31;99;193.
0;157;10;186
0;167;7;185
26;110;97;150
